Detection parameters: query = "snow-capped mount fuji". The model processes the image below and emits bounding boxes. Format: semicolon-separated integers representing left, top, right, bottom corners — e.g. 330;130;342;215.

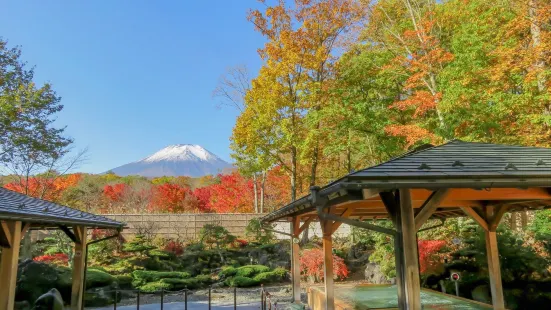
108;144;233;177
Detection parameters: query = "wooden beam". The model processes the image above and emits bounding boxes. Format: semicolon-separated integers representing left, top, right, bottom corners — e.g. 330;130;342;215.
0;221;22;310
399;189;421;310
71;226;87;310
320;212;395;235
290;218;301;303
21;222;31;239
362;188;382;199
489;206;508;231
414;189;449;231
460;207;489;231
297;217;314;236
332;207;355;232
379;191;398;225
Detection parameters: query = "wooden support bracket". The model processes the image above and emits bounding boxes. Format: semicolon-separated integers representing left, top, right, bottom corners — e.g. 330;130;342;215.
460;207;489;231
59;225;80;244
332;207;355;232
489;205;508;230
414;189;449;231
296;217;314;236
319;211;395;236
0;222;13;248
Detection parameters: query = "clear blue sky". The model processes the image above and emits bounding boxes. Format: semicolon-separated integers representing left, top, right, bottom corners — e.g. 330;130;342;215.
1;1;265;173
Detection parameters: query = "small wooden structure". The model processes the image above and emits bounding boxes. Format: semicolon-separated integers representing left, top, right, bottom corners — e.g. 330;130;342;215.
261;140;551;310
0;187;124;310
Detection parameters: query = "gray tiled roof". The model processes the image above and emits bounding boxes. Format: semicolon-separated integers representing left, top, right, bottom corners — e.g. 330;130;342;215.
261;140;551;223
0;187;124;229
349;140;551;180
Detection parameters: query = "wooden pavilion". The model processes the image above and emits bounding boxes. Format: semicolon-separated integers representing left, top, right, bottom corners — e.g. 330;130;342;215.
0;187;124;310
260;140;551;310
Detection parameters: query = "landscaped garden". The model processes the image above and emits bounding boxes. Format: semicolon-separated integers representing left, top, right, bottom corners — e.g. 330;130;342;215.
13;211;551;309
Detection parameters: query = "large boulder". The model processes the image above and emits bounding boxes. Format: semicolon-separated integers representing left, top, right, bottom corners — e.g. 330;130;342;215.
32;289;64;310
84;285;121;308
364;263;393;284
16;260;69;304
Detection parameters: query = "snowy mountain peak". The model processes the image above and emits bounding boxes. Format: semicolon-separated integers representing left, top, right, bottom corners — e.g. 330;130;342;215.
142;144;219;163
108;144;233;177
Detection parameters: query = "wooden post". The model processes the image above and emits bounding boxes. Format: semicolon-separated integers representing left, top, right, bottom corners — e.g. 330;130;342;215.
322;229;334;310
485;207;505;310
0;221;22;310
399;189;421;310
71;226;87;310
290;217;301;303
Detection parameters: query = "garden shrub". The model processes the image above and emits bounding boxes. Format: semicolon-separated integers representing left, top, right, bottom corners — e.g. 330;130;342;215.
149;249;172;259
219;266;238;278
195;274;213;284
164;240;185;256
300;248;349;282
132;270;190;286
252;268;288;284
160;278;200;290
115;274;133;289
226;276;259;287
139;281;171;293
86;269;115;287
33;253;69;266
235;265;270;277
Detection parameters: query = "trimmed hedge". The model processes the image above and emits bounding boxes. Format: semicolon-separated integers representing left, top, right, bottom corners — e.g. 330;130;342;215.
115;274;133;289
252;268;287;284
160;278;200;290
139;281;171;293
195;274;213;284
132;270;191;286
219;266;238;278
86;269;115;287
226;276;259;287
235;265;270;277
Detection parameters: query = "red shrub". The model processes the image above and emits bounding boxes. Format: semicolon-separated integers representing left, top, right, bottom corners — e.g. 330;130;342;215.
33;253;69;265
418;240;447;274
300;248;349;281
164;240;184;256
234;239;249;248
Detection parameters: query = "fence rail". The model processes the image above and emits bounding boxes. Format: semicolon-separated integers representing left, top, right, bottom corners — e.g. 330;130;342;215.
102;213;351;240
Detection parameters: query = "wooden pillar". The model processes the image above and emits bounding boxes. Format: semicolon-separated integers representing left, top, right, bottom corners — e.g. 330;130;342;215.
392;195;407;310
71;226;87;310
290;217;301;303
485;207;505;310
319;214;334;310
0;221;23;310
399;189;421;310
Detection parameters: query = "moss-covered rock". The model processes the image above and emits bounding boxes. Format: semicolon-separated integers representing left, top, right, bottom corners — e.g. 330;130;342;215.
15;260;71;305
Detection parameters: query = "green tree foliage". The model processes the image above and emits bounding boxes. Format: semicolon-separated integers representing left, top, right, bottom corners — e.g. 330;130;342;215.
245;218;274;244
0;39;72;168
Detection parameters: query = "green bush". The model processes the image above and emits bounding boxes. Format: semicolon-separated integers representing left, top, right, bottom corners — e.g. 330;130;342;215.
115;274;133;289
86;269;114;288
252;268;287;284
219;266;238;278
195;274;213;284
160;278;200;290
245;219;274;244
149;249;172;259
235;265;270;277
132;270;191;286
139;281;171;293
227;276;259;287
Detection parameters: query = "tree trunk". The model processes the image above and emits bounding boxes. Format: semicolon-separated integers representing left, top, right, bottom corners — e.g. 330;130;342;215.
290;147;297;201
253;174;259;213
260;171;266;213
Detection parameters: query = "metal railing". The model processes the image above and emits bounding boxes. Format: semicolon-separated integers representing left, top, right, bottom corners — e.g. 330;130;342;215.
85;286;276;309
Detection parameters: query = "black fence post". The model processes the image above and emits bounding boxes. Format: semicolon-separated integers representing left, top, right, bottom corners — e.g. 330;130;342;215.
208;286;212;310
114;290;118;310
137;290;140;310
160;288;164;310
260;285;264;310
234;287;237;310
184;287;188;310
